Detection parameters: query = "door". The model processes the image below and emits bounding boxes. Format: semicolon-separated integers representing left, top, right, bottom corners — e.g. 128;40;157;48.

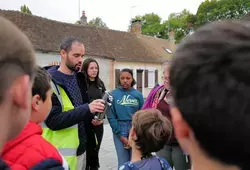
115;69;120;88
136;70;143;93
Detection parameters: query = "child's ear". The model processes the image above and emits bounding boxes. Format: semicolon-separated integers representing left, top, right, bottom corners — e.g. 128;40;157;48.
31;94;41;111
131;127;137;141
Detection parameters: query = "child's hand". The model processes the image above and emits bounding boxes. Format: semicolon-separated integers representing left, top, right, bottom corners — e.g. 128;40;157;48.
120;136;128;145
120;137;131;149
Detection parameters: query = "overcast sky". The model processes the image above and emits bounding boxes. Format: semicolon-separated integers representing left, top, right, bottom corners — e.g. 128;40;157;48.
0;0;204;31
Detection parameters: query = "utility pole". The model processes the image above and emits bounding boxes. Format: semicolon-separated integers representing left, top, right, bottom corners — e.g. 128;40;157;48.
78;0;81;19
130;5;140;30
130;5;140;21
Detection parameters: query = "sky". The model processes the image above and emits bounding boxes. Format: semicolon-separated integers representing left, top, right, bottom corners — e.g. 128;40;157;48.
0;0;205;31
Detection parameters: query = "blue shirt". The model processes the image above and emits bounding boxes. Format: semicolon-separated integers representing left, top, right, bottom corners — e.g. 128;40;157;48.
119;156;172;170
107;87;144;136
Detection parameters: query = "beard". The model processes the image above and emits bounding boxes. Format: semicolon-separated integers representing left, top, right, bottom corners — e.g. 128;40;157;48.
66;56;81;72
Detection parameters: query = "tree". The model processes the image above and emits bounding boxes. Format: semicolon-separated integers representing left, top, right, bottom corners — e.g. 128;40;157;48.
20;5;32;15
75;20;81;24
88;17;108;28
128;0;250;43
131;13;163;37
161;9;196;43
195;0;250;27
130;10;195;43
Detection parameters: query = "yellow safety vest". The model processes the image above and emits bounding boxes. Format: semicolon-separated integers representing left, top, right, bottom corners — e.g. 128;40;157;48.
42;82;79;170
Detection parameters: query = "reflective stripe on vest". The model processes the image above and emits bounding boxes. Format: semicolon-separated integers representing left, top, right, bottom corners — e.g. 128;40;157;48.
42;82;79;170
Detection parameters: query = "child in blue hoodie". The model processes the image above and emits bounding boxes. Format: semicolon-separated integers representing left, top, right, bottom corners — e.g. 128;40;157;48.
119;109;172;170
107;68;144;168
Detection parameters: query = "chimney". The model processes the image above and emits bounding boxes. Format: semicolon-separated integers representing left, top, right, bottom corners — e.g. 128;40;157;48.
130;19;142;34
80;10;87;25
169;30;175;43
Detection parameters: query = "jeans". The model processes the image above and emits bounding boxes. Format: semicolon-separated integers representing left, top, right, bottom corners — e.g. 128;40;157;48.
113;121;132;168
156;144;189;170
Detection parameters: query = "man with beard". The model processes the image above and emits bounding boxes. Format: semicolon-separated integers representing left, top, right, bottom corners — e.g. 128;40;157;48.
42;37;105;170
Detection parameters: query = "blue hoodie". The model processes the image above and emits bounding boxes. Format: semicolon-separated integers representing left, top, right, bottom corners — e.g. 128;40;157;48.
107;87;144;136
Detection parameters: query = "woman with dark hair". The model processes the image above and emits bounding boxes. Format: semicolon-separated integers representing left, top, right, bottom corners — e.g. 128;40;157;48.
81;58;106;170
107;68;144;168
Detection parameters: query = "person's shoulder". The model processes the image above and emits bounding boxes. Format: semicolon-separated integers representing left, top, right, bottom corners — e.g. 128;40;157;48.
31;136;62;160
119;161;136;170
111;88;120;94
99;79;106;91
131;89;143;97
100;79;105;86
156;156;172;170
17;135;62;166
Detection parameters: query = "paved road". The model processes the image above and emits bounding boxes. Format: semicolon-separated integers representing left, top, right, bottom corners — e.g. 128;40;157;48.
99;123;118;170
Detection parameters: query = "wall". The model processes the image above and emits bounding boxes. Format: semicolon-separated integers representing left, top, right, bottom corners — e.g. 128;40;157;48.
114;61;164;97
36;52;60;67
35;52;113;91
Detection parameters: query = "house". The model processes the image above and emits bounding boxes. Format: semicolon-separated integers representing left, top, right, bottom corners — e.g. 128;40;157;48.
0;10;175;97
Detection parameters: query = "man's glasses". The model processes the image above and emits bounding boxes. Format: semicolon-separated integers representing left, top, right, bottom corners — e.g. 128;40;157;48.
161;76;169;82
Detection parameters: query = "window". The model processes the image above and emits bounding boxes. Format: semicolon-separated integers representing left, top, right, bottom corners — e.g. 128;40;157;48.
144;70;148;88
49;61;61;66
145;69;158;88
148;70;155;88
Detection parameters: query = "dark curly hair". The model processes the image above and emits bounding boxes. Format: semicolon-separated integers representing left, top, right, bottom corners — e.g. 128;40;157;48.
170;20;250;169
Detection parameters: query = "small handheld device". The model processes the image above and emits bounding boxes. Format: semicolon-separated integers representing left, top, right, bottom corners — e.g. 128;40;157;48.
94;91;113;120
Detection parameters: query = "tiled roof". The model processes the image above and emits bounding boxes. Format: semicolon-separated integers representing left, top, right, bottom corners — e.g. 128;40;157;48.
0;10;175;63
242;12;250;21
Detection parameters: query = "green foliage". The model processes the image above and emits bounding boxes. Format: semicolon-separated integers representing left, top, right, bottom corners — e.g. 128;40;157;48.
195;0;250;27
165;10;195;43
130;0;250;43
138;13;163;37
88;17;108;28
20;5;32;15
131;10;194;43
75;20;81;24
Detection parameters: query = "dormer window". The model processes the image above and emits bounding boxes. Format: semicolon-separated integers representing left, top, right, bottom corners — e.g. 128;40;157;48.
164;47;172;54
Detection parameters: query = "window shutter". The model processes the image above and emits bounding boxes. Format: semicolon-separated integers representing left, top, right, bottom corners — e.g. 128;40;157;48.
155;70;158;85
115;69;120;88
130;69;134;85
144;70;148;88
